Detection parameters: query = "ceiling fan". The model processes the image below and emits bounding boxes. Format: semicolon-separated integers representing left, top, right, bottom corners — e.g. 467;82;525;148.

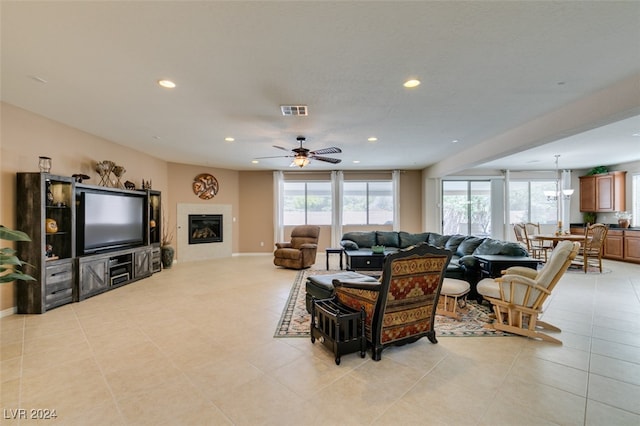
256;136;342;168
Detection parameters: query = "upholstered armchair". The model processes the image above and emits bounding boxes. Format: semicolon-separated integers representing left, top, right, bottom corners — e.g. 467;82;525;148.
273;225;320;269
476;240;579;344
332;244;452;361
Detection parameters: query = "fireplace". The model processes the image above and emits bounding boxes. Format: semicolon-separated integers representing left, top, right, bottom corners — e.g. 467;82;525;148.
188;214;223;244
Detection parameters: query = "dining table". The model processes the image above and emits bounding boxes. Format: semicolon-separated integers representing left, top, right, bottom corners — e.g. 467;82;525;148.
530;233;587;247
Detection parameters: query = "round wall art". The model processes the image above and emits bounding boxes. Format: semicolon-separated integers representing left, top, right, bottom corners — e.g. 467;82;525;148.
192;173;219;200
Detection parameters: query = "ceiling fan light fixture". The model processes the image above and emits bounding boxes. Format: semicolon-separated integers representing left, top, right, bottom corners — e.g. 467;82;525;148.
293;155;309;168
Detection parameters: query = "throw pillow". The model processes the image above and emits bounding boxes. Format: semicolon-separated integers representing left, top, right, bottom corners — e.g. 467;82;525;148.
340;239;359;250
342;231;377;248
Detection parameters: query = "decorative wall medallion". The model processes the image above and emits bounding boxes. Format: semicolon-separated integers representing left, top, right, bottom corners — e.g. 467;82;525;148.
193;173;219;200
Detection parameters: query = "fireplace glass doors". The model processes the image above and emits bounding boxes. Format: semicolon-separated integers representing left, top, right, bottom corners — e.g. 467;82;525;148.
188;214;222;244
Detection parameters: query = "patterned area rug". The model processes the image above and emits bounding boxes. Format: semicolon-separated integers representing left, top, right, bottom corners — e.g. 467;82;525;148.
274;270;508;338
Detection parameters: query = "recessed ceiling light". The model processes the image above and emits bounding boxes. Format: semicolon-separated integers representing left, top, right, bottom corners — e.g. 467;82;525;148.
158;79;176;89
451;139;459;144
251;160;259;164
367;137;378;142
403;79;420;88
632;132;640;137
224;137;235;142
353;160;361;164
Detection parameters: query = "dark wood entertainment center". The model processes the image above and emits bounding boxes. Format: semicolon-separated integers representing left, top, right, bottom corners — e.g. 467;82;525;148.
15;172;162;314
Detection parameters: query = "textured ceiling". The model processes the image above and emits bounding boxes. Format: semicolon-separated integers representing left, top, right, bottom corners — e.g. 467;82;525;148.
2;1;639;174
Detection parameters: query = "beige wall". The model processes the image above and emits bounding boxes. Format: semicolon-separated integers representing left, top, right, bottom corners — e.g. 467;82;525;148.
165;163;240;259
0;103;169;311
0;103;426;313
239;171;274;253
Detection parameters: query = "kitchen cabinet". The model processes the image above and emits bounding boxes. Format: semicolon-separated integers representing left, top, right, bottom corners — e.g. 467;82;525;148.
603;229;624;260
624;230;640;263
579;171;626;212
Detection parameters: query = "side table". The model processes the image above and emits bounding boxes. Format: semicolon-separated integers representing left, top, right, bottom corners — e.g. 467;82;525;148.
474;254;540;279
311;297;366;365
325;248;343;270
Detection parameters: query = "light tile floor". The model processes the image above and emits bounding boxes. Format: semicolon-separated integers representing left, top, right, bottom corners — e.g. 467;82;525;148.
1;254;639;425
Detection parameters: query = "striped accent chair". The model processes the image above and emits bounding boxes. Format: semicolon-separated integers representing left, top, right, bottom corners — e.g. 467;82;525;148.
332;244;451;361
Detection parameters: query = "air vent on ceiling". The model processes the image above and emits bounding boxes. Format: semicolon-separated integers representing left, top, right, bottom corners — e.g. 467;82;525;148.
280;105;308;116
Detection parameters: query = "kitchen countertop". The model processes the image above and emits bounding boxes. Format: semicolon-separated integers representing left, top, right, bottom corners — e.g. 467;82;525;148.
570;223;640;231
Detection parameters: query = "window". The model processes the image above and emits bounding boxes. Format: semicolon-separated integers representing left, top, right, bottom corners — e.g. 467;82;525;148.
633;174;640;227
442;180;491;236
509;180;557;224
283;181;332;225
343;181;393;225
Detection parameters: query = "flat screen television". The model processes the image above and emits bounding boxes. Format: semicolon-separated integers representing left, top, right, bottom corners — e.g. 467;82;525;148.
78;189;146;255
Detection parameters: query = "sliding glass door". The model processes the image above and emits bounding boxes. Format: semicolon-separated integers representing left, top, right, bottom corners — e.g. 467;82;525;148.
442;180;491;236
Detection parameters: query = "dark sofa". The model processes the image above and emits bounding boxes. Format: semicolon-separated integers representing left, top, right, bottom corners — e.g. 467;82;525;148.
340;230;528;299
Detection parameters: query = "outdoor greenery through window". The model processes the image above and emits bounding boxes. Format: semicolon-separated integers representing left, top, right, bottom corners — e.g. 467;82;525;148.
509;180;557;224
343;181;393;225
283;181;332;225
442;181;491;236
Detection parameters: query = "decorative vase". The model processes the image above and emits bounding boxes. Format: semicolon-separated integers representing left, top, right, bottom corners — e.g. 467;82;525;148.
618;219;630;229
161;245;175;269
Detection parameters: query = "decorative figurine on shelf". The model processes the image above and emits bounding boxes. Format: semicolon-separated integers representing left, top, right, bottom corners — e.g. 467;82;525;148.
124;180;136;190
46;181;54;206
72;173;90;183
142;179;152;190
45;244;53;258
95;160;127;188
45;218;58;234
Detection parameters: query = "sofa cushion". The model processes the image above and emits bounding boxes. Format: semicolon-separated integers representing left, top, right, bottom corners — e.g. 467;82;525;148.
398;231;429;248
376;231;400;247
498;242;529;257
340;239;359;250
428;233;450;248
458;255;478;269
474;238;528;257
341;231;377;248
444;235;467;253
456;236;485;257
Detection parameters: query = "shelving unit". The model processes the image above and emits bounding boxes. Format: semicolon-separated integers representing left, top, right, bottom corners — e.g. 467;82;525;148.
16;173;76;313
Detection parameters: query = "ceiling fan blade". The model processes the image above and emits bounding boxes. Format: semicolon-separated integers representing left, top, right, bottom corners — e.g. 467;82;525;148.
313;156;342;164
273;145;291;152
310;147;342;155
253;155;293;159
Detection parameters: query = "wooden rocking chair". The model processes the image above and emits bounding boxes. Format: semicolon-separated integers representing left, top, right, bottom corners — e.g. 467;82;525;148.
476;240;579;344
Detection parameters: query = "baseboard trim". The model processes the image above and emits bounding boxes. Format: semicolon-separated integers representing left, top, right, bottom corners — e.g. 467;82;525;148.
0;306;17;318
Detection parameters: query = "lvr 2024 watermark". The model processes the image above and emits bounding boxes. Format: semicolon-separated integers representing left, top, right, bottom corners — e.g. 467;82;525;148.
4;408;58;420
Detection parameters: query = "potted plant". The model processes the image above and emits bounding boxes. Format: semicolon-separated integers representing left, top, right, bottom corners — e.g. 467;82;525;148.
583;212;597;226
160;210;175;269
1;225;36;284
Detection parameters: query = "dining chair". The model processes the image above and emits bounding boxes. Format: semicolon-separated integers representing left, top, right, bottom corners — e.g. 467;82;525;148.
574;223;608;273
513;223;529;251
524;222;553;262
